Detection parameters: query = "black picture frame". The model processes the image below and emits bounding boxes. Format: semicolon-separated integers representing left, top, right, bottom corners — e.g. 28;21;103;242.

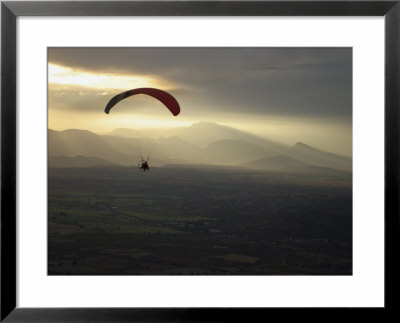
1;1;399;321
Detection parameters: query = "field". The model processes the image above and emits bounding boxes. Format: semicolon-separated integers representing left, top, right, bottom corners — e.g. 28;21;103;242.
48;165;352;275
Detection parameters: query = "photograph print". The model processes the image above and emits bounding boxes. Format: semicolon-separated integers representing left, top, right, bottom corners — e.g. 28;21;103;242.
48;47;352;275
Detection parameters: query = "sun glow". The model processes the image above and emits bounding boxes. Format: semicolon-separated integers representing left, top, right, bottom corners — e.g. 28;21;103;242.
48;63;175;91
48;108;193;133
101;116;193;130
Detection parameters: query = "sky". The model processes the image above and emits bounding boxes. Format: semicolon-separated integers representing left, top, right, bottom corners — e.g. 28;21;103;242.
48;47;352;156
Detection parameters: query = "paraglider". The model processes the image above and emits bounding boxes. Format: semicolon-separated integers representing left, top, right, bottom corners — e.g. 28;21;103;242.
104;87;180;116
105;88;181;172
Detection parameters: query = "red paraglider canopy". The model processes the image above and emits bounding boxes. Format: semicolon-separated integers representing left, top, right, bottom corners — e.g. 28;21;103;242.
104;88;180;116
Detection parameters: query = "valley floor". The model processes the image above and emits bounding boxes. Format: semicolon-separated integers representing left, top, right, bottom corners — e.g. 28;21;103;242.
48;166;352;275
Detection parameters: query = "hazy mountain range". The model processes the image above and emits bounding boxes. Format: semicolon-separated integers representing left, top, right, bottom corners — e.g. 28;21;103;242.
48;122;352;172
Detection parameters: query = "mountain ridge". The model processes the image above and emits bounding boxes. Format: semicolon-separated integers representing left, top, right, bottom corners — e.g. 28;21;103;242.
48;122;352;171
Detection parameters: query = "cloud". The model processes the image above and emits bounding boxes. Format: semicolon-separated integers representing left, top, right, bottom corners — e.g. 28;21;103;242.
49;83;187;118
48;47;352;119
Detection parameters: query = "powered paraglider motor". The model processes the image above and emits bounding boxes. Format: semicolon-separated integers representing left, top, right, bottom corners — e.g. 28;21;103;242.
138;155;150;172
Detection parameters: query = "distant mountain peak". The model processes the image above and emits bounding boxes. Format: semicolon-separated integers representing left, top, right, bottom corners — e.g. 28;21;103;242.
57;128;99;136
63;128;91;133
190;121;226;129
294;141;319;152
267;154;308;164
192;121;218;126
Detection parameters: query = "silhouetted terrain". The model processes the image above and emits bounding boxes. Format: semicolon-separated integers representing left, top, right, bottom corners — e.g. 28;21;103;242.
246;155;309;170
48;165;352;275
49;123;352;171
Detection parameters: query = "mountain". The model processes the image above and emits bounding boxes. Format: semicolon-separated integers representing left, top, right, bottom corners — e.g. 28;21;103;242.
288;142;352;171
108;128;145;138
246;154;309;170
176;122;284;149
49;155;115;168
49;123;285;167
48;128;203;166
49;123;352;171
49;129;138;165
110;122;286;151
109;127;181;139
203;139;278;164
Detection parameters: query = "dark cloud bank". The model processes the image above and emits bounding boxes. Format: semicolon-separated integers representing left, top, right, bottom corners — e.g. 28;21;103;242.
49;47;352;119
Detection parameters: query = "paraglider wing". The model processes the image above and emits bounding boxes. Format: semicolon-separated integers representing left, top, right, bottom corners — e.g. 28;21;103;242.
104;88;180;116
